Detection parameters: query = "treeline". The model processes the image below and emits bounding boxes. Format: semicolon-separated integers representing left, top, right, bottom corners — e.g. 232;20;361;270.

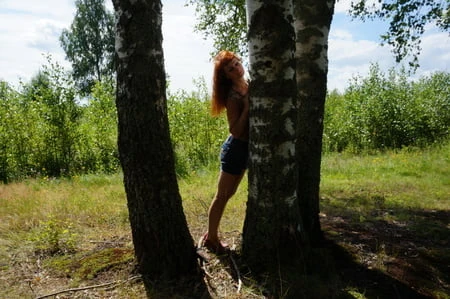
1;63;448;182
323;65;449;152
0;61;118;183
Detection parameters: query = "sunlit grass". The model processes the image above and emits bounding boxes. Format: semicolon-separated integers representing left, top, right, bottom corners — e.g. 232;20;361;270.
179;165;248;237
0;174;129;239
1;143;447;240
1;142;447;240
0;142;448;298
320;142;449;212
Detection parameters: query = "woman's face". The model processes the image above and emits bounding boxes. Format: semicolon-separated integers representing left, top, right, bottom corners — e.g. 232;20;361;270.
223;58;244;81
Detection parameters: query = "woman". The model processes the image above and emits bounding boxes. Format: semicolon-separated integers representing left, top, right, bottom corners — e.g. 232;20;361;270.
201;50;249;254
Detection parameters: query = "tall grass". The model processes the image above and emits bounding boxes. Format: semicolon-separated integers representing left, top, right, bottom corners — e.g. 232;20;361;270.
1;142;447;242
1;142;448;298
0;174;129;247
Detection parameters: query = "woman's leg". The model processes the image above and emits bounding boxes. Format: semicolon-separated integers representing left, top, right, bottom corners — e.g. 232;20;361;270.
207;170;245;243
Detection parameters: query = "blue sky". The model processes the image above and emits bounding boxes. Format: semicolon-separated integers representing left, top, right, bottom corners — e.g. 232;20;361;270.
0;0;448;93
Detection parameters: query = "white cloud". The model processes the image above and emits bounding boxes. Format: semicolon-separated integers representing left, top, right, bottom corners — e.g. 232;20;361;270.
327;19;450;92
26;19;66;52
416;31;450;70
0;0;213;92
162;3;214;92
327;26;393;91
0;0;448;94
0;0;73;85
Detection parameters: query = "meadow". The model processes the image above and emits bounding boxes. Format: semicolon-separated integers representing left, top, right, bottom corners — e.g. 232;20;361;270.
0;63;449;298
0;142;448;298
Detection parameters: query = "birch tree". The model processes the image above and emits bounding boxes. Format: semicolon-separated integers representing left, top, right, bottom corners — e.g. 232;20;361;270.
294;0;335;245
242;0;305;271
113;0;197;284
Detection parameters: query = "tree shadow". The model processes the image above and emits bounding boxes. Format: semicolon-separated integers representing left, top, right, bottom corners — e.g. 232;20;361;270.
320;197;450;299
207;205;448;298
141;262;213;299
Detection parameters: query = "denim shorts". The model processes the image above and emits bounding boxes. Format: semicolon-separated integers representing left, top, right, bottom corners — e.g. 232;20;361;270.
220;135;249;175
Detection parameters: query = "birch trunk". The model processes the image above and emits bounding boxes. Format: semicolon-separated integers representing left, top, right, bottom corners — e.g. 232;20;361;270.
294;0;335;245
113;0;196;282
242;0;305;272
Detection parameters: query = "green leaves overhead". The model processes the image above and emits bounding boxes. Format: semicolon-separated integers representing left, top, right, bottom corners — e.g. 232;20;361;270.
349;0;450;70
187;0;247;57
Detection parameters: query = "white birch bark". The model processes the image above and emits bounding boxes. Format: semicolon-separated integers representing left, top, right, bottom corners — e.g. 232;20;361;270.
294;0;336;245
243;0;305;271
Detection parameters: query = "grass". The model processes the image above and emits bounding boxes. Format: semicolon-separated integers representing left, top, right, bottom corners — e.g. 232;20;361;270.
321;143;449;210
0;142;448;298
320;142;449;228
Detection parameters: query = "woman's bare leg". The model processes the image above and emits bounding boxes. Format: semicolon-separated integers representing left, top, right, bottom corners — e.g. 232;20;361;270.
207;171;245;243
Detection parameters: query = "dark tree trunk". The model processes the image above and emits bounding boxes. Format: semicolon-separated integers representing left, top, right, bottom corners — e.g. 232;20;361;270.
113;0;196;283
294;0;335;245
242;0;305;273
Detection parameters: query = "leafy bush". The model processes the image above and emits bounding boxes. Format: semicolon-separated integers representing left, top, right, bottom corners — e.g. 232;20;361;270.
31;215;78;255
1;59;448;181
167;79;228;176
78;79;119;173
323;65;449;152
0;58;119;182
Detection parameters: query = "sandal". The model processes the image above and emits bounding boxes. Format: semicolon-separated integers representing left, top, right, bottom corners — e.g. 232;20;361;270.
200;233;229;255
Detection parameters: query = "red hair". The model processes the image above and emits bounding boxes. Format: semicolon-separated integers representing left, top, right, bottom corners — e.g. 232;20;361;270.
211;50;240;116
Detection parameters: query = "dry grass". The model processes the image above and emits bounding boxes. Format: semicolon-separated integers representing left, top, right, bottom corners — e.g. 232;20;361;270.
0;142;448;298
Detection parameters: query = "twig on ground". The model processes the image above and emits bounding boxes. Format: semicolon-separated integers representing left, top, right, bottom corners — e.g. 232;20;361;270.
34;275;141;299
89;241;128;245
229;252;242;293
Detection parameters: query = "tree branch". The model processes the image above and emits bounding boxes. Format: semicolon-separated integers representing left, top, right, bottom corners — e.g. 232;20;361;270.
34;275;142;299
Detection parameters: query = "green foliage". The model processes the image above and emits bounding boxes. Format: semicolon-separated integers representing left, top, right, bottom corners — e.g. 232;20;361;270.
0;80;22;182
29;59;82;177
0;57;119;182
79;79;119;173
167;79;228;176
31;215;78;255
1;61;448;181
59;0;115;94
349;0;450;69
187;0;247;57
323;65;449;152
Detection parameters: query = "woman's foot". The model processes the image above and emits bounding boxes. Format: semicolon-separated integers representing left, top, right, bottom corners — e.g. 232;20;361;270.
201;233;229;255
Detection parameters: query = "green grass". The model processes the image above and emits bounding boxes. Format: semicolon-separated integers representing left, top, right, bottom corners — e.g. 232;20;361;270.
0;142;448;298
321;142;449;211
179;166;248;236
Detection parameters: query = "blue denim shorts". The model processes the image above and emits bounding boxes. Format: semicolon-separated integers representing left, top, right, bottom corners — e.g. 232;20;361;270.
220;135;249;175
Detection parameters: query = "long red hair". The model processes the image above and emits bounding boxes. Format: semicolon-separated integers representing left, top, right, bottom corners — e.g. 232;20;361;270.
211;50;240;116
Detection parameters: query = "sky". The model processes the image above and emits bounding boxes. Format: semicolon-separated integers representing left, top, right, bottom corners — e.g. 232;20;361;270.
0;0;449;93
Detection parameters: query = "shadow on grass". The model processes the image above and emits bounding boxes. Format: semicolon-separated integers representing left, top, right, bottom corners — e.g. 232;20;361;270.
319;196;449;299
142;269;212;299
212;242;434;299
206;203;448;298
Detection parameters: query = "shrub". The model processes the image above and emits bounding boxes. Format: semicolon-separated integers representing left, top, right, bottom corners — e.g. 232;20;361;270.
323;65;449;152
31;216;78;255
167;79;228;176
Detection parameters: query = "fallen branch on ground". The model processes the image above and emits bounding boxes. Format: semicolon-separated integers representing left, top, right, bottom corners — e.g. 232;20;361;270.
229;252;242;293
34;275;141;299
